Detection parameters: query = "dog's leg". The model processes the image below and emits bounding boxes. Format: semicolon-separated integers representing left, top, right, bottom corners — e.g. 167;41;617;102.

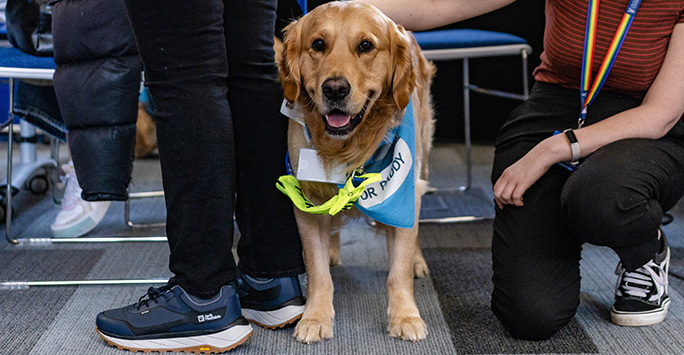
329;230;342;266
413;178;430;279
412;238;429;278
385;178;429;341
385;226;427;341
293;210;336;343
328;215;345;266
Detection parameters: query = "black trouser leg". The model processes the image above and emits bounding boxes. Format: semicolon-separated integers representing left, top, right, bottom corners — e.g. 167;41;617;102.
123;0;237;297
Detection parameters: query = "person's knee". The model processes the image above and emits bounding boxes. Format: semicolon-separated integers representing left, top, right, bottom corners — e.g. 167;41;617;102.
561;140;667;241
492;289;578;340
562;168;661;245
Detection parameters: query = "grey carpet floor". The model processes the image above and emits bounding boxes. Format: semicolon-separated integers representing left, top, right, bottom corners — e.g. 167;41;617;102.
1;142;683;354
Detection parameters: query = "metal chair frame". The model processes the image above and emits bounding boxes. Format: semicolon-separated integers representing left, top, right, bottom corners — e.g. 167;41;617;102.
415;31;532;223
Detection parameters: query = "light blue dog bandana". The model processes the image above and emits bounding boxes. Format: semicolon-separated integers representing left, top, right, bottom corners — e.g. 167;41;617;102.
349;101;415;228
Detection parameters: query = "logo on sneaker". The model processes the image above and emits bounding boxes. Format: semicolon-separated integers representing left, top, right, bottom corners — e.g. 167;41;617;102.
197;313;222;323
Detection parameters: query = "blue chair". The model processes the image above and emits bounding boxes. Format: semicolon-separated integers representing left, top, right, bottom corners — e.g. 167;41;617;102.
413;29;532;223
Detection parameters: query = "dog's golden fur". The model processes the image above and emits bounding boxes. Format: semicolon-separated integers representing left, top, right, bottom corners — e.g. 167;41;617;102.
135;102;158;159
278;2;435;343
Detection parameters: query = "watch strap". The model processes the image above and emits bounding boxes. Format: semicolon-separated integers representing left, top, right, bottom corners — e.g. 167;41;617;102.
563;129;581;163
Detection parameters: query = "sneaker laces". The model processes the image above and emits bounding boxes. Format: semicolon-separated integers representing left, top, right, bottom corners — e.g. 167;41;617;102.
615;260;666;299
135;285;173;310
60;163;82;210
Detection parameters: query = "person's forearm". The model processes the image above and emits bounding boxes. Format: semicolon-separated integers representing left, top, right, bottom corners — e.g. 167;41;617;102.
358;0;516;31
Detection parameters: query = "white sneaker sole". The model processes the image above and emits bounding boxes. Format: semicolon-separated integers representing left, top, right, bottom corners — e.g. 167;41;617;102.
97;324;253;353
51;201;111;238
242;304;305;329
611;298;671;326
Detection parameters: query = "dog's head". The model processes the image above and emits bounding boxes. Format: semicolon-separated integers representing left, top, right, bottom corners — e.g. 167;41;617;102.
278;2;415;141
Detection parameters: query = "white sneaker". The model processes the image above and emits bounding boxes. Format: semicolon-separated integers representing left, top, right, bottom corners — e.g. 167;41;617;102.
51;161;110;238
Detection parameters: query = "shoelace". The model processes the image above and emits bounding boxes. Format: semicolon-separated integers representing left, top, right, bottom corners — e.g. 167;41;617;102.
60;164;81;210
61;173;80;209
616;260;664;299
136;285;172;310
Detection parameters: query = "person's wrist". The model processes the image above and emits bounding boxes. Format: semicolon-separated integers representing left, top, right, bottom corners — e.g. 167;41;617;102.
562;129;581;163
535;136;567;167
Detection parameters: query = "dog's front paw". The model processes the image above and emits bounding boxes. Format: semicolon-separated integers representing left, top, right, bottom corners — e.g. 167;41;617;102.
293;317;334;343
388;316;427;342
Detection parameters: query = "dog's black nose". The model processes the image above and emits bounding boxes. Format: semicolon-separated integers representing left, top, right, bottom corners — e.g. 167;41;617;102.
322;78;350;101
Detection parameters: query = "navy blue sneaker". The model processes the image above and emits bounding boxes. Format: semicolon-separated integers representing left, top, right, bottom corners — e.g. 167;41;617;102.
96;284;253;353
237;274;306;329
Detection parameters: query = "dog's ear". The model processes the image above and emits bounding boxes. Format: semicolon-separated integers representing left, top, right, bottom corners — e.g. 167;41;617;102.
389;24;415;109
278;20;303;104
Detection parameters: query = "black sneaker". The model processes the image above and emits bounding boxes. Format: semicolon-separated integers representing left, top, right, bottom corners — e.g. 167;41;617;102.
96;284;253;353
237;274;306;329
611;232;670;326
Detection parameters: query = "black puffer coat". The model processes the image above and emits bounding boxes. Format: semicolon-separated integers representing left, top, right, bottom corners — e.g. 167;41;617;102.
51;0;142;201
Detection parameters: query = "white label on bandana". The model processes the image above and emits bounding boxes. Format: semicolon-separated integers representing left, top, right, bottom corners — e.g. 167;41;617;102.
357;138;412;208
297;148;348;184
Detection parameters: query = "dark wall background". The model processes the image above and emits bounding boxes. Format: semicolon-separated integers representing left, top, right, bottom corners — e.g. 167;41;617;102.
276;0;547;144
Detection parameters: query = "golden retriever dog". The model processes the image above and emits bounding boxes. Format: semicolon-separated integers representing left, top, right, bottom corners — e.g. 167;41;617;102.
135;101;158;159
277;1;435;343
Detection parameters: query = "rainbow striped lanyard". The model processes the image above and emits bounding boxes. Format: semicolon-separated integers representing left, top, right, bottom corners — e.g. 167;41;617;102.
578;0;642;128
298;0;307;14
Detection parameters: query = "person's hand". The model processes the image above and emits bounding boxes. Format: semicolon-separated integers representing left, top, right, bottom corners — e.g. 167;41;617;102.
492;144;554;209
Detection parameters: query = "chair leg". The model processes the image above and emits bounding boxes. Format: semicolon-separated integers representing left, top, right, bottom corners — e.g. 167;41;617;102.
125;190;165;228
0;278;168;290
462;57;472;191
4;81;58;242
6;78;17;244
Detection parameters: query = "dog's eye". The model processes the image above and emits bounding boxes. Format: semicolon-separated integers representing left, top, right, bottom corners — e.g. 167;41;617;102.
311;39;326;52
358;41;374;54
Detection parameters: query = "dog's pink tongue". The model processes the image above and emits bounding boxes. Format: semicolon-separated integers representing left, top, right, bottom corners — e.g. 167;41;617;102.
326;113;351;127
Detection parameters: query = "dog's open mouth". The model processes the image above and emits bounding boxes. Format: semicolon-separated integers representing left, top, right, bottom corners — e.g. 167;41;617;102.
323;100;369;137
